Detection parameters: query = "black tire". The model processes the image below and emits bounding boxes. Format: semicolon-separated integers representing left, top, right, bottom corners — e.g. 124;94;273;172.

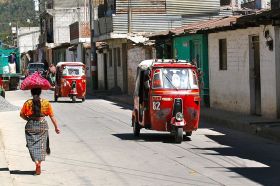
54;93;58;102
174;127;183;143
133;121;140;137
72;96;76;103
82;97;85;102
0;91;5;98
185;131;192;137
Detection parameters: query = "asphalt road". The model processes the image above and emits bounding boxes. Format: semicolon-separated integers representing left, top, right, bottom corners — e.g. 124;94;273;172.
0;90;280;186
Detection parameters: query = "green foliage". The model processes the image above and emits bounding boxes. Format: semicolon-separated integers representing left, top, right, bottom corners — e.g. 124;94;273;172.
0;0;39;45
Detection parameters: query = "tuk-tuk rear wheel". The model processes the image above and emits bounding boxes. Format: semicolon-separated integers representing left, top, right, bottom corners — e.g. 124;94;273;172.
82;97;85;102
174;127;183;143
72;96;76;103
133;122;140;137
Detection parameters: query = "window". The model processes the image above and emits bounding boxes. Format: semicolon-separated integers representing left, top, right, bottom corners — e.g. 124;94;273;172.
62;66;85;76
219;39;227;70
152;68;199;90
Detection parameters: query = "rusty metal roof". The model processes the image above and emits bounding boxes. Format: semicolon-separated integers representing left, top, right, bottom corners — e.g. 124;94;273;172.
147;16;240;38
180;16;240;34
149;8;280;37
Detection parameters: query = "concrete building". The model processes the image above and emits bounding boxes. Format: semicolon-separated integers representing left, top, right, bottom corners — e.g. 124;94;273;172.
38;0;88;64
18;27;40;54
208;10;280;118
69;21;92;90
92;0;228;93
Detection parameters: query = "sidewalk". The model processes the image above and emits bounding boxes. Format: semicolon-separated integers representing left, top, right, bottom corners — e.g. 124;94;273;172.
93;93;280;142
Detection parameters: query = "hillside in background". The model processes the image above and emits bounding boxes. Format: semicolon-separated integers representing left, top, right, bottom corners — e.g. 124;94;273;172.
0;0;38;45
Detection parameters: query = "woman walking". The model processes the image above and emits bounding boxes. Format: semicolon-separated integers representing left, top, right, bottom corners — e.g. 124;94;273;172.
20;74;60;175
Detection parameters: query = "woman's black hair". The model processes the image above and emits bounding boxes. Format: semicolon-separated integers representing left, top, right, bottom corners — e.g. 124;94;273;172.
31;88;42;96
31;88;42;117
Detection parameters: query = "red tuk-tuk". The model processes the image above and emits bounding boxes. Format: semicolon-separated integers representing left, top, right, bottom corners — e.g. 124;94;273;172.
132;59;200;143
54;62;86;102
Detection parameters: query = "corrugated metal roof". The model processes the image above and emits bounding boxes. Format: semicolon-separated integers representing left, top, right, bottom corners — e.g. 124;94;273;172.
147;16;240;37
112;14;182;33
116;0;166;14
174;16;240;35
166;0;220;15
115;0;220;15
182;8;233;25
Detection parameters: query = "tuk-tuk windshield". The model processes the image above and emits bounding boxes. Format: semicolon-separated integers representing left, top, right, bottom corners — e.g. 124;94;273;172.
152;68;198;90
62;66;85;76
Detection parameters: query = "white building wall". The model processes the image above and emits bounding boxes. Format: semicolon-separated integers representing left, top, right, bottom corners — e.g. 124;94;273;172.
97;53;105;90
127;47;148;96
53;8;85;44
18;27;40;53
208;26;277;118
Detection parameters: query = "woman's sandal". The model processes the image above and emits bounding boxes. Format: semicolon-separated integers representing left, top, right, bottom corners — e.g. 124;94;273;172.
35;164;41;175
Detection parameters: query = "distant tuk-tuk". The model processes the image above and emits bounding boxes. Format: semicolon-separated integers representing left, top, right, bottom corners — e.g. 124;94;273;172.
132;59;200;143
54;62;86;102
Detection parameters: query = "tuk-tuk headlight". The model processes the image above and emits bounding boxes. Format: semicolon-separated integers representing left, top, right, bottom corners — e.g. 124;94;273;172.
175;112;184;121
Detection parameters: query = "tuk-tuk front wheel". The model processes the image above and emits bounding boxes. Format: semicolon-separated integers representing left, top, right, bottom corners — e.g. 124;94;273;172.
133;121;140;137
174;127;183;143
72;96;76;103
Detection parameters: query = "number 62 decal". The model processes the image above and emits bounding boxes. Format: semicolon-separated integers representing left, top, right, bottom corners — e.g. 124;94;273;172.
153;102;161;110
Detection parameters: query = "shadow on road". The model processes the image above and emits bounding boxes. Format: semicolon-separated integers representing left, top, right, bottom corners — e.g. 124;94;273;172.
197;119;280;186
113;133;191;143
10;170;35;175
0;167;9;171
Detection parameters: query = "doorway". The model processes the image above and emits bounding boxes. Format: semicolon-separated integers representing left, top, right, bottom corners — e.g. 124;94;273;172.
249;35;261;115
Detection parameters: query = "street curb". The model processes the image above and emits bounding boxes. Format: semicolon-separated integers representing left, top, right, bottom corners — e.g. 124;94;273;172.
200;109;280;143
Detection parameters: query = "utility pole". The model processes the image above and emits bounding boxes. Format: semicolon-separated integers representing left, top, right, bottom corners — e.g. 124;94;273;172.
128;0;132;33
89;0;98;90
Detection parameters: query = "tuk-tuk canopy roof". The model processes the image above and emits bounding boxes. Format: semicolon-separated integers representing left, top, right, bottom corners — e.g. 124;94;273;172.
138;59;195;71
56;62;84;67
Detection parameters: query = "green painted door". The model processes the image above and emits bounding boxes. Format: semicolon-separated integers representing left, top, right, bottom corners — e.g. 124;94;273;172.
173;35;209;106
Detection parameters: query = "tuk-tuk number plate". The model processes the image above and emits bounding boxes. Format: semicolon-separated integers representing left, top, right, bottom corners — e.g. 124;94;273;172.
152;96;161;110
153;102;160;110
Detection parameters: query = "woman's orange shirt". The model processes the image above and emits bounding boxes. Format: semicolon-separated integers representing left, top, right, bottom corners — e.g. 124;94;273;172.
20;99;54;117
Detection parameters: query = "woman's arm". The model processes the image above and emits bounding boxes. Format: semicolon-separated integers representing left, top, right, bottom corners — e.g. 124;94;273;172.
20;112;29;121
50;116;61;134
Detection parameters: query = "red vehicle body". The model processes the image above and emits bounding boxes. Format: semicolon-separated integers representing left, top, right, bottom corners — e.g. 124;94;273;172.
132;59;200;143
54;62;86;102
0;77;5;98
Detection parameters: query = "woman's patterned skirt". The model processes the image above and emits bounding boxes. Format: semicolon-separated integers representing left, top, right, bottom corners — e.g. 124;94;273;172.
25;119;49;162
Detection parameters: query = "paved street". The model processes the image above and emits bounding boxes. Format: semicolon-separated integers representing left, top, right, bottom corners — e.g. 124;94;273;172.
0;90;280;186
